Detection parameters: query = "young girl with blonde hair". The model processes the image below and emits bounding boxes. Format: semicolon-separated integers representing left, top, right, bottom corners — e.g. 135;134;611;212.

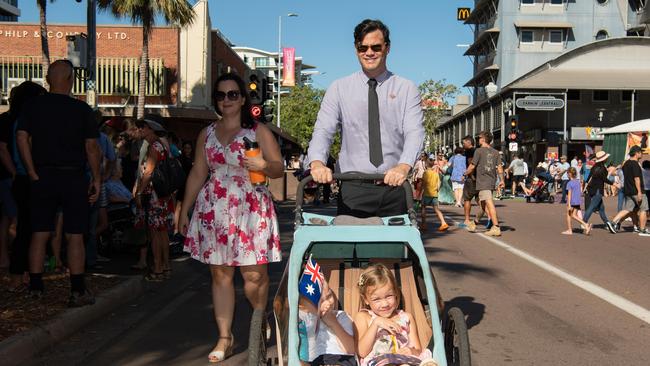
353;264;437;366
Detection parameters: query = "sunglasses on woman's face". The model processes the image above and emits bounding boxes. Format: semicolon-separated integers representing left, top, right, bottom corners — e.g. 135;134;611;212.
356;43;385;53
215;90;241;102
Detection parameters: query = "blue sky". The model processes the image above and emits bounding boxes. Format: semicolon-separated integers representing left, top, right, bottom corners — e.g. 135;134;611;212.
19;0;475;92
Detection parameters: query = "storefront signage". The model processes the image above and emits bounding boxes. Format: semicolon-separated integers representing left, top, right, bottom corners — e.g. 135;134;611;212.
515;96;565;111
0;29;131;41
457;8;471;21
570;127;605;141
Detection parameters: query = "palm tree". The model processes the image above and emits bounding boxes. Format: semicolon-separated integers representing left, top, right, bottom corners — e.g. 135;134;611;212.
37;0;55;88
98;0;195;119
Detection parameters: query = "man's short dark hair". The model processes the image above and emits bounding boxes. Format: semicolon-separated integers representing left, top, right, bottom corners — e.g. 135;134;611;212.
462;135;474;146
454;147;464;155
479;131;493;144
354;19;390;47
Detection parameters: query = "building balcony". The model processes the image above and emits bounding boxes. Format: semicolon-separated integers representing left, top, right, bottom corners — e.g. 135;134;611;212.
465;0;498;25
0;56;169;102
465;27;500;56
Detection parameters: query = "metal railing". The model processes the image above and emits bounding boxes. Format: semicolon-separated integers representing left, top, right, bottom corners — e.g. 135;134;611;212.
0;56;167;98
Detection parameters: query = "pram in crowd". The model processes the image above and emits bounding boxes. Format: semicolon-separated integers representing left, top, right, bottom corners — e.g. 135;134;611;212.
267;173;472;366
525;171;555;203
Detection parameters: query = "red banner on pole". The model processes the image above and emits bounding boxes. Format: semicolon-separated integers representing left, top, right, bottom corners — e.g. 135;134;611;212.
282;47;296;87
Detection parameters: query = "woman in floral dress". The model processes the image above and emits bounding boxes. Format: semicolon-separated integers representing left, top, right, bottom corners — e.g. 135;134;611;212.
180;73;284;363
133;117;174;282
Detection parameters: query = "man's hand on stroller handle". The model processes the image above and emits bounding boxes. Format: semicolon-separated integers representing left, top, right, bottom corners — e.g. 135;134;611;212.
310;161;333;184
384;164;410;187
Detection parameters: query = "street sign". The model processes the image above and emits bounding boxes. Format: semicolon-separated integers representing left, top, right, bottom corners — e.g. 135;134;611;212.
515;96;565;111
509;142;518;152
457;8;471;21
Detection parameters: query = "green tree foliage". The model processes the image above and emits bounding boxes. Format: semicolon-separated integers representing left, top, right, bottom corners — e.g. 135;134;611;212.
280;85;340;157
418;79;458;151
98;0;195;119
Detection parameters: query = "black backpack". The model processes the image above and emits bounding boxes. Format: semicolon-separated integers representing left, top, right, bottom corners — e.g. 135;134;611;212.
152;145;186;198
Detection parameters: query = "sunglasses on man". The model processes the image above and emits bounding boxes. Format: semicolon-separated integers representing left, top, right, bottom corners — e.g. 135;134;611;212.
356;43;386;53
214;90;241;102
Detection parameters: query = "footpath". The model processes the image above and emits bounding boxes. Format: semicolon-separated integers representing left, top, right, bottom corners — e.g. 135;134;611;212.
0;201;297;366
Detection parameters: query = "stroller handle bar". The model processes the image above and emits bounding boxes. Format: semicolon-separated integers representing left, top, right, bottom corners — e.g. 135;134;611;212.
294;172;417;226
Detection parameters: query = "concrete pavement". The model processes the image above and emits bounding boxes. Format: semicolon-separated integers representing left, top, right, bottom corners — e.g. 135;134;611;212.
23;199;650;366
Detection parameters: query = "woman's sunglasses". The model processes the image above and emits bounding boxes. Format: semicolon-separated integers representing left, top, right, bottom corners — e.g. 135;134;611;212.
356;43;385;53
215;90;241;102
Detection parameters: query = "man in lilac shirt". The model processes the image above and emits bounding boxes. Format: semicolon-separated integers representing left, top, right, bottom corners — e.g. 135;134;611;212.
307;19;424;217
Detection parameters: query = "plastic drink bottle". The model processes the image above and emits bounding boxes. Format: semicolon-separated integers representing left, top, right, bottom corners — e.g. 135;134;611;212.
243;137;267;185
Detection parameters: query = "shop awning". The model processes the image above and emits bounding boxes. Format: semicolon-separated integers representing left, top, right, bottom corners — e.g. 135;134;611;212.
602;118;650;134
514;21;573;28
506;37;650;91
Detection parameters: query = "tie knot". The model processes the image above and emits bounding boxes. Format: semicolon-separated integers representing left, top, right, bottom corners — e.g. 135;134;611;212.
368;78;377;88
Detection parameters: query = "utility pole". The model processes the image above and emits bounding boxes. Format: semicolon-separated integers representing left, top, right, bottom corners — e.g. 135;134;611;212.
86;0;97;108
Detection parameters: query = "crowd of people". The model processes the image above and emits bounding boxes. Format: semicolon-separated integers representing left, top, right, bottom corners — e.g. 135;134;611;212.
0;60;199;307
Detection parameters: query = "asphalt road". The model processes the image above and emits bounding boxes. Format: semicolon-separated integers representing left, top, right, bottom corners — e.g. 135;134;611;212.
25;198;650;365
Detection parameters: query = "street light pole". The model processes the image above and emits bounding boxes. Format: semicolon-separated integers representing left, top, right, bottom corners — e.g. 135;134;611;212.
277;13;298;129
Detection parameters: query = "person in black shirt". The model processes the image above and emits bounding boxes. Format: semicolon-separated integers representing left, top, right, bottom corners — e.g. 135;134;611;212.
583;151;614;230
608;145;649;235
2;82;47;291
16;60;102;306
0;111;15;270
460;135;490;232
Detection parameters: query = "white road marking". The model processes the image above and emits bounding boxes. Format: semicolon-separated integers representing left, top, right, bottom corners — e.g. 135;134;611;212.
447;218;650;325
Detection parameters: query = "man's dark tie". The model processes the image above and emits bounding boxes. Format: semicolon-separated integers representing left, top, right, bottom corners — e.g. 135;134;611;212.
368;78;383;167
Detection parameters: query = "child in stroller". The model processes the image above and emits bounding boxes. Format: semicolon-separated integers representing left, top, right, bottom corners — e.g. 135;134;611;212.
522;169;554;203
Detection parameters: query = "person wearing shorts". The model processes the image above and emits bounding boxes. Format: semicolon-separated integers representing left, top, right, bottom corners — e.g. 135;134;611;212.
16;60;102;306
420;158;448;232
507;154;526;197
448;147;466;207
464;131;504;236
609;145;650;236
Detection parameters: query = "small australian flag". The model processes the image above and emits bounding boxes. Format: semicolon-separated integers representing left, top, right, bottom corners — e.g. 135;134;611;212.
299;254;324;306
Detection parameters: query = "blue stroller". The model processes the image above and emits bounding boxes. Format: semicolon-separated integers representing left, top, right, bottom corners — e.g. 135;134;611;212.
271;173;471;366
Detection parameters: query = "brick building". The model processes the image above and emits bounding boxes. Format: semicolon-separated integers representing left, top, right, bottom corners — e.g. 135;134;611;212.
0;0;299;159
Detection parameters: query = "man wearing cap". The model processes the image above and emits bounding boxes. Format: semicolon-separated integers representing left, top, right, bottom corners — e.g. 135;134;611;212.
608;145;650;236
582;151;615;230
307;19;424;217
16;60;102;306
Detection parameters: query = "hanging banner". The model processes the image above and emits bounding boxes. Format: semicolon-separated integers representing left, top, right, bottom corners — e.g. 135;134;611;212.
626;132;650;156
282;47;296;87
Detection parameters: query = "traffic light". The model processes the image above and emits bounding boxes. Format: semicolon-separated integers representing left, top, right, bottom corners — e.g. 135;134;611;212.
250;105;263;121
263;104;275;124
262;76;274;103
247;73;262;105
510;114;519;132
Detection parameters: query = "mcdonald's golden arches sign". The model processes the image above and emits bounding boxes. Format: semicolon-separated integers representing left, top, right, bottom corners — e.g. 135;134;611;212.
457;8;471;21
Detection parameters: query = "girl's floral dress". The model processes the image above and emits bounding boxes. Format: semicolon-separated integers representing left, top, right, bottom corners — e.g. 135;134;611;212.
135;140;174;232
184;122;281;266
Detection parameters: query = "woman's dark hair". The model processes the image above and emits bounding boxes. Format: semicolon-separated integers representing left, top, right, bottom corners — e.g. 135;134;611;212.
354;19;390;47
212;73;254;129
454;147;464;155
8;81;47;119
